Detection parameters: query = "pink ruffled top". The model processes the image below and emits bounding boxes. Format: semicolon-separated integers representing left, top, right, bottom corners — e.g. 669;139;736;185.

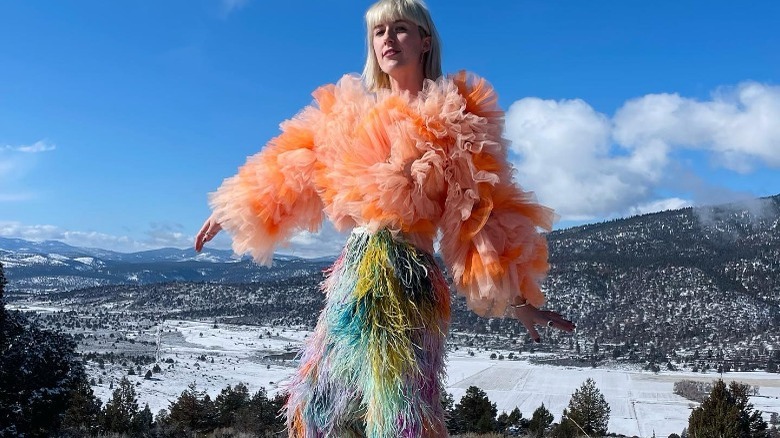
209;71;555;317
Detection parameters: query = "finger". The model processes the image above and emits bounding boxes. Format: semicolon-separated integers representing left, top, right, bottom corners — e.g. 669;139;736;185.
541;311;576;332
195;232;209;252
197;220;210;237
519;318;541;343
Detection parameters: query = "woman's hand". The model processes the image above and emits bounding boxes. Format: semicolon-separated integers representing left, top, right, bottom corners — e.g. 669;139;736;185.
195;214;222;252
509;303;575;343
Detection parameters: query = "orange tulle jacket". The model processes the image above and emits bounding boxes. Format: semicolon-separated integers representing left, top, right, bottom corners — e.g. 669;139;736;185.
209;72;555;317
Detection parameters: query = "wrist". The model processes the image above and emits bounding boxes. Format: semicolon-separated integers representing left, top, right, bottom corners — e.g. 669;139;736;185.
509;298;528;309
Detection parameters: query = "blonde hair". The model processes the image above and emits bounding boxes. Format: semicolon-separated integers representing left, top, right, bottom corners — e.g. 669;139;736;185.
362;0;442;92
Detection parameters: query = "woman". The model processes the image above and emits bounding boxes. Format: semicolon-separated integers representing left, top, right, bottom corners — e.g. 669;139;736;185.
195;0;574;436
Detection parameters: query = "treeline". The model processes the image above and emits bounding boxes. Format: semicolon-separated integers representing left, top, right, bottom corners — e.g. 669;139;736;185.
442;378;611;437
53;377;609;437
62;378;286;437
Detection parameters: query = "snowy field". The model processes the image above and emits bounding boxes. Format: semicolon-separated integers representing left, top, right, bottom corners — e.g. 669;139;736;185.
447;354;780;436
65;318;780;437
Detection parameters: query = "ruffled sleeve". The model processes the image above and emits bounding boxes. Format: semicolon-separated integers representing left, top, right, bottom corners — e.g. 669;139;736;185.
209;105;323;265
439;72;556;317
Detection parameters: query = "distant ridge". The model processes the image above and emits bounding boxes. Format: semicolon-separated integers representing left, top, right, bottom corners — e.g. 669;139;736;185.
3;194;780;356
538;193;780;354
0;236;326;293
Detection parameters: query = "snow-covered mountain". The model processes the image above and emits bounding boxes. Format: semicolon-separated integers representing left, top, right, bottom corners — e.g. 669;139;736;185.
0;237;241;263
0;237;330;294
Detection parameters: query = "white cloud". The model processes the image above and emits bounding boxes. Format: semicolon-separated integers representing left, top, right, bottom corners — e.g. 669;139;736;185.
144;222;193;249
0;220;345;258
283;222;348;259
505;81;780;221
613;82;780;173
2;140;56;153
627;197;692;216
506;97;667;220
0;222;149;253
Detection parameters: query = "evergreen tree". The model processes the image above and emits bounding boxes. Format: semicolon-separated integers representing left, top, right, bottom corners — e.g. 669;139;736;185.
497;412;510;434
0;262;6;322
215;382;251;427
551;409;579;438
441;391;459;433
1;261;93;437
688;379;769;438
565;378;611;435
132;403;154;436
102;377;139;434
165;382;219;433
61;378;103;437
497;407;524;435
237;388;286;435
453;386;497;433
528;403;554;438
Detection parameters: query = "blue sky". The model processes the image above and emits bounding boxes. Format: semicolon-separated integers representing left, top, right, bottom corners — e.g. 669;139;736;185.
1;0;778;256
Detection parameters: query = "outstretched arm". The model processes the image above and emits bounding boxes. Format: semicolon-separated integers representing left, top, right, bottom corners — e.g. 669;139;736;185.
197;104;323;264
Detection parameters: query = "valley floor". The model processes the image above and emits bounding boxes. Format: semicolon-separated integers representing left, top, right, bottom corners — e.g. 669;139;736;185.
73;318;780;438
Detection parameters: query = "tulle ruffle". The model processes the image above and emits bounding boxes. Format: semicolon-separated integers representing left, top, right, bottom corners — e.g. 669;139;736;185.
209;107;324;265
210;71;556;316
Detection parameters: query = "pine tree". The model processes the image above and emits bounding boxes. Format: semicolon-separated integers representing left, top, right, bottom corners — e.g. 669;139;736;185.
165;382;219;433
453;386;497;433
215;383;250;428
0;262;6;322
528;403;554;438
62;378;103;436
688;379;769;438
1;262;92;437
501;407;523;434
441;391;460;433
132;403;154;436
551;410;579;438
565;378;611;435
102;377;139;434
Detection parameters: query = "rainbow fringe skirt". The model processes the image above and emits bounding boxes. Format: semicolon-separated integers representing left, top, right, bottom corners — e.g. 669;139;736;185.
286;229;451;437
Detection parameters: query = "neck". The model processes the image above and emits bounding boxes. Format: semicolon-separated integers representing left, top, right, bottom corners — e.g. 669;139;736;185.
388;70;425;96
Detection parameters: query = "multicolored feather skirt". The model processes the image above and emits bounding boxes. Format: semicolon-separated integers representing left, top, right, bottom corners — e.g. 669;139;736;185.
285;228;451;437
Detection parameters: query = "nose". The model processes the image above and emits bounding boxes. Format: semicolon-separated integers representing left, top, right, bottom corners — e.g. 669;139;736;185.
382;28;395;44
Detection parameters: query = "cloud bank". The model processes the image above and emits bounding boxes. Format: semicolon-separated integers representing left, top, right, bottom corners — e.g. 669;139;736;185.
0;220;347;258
505;81;780;221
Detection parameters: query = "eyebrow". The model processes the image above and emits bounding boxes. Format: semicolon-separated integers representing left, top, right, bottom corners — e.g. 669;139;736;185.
373;19;412;29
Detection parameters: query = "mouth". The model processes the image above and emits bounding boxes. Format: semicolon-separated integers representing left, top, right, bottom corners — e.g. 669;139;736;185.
383;49;400;58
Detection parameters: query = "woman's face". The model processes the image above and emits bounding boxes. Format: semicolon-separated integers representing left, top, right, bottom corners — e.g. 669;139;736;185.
372;19;430;80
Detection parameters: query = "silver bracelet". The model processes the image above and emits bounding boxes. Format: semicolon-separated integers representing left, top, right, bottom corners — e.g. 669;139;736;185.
509;301;529;309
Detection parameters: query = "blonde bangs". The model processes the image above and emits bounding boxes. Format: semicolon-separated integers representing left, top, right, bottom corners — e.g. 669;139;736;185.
362;0;442;92
365;0;431;35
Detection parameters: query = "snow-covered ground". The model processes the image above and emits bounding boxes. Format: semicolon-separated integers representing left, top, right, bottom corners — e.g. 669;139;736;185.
447;353;780;437
90;320;305;417
81;320;779;437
